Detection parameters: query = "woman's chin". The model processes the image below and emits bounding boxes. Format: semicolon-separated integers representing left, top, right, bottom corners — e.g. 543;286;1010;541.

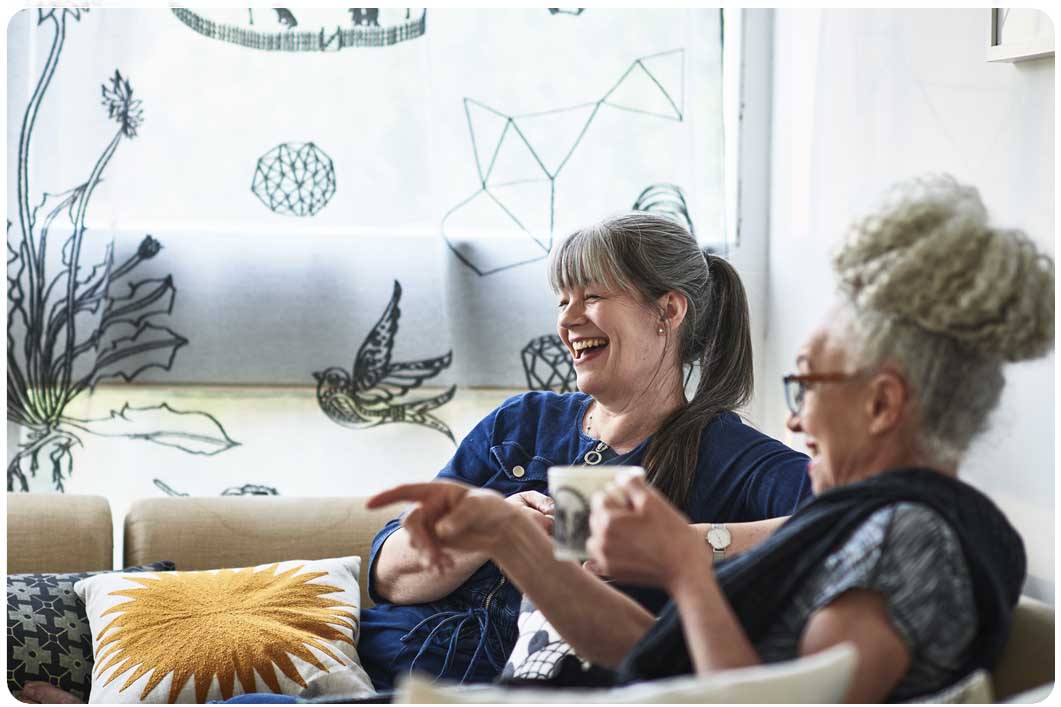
807;458;830;494
572;373;596;395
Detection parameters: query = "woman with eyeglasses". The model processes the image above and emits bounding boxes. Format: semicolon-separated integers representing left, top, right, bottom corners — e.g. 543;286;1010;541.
368;175;1053;702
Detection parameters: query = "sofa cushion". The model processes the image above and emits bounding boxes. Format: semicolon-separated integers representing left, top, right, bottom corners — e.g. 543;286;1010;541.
992;595;1054;701
1003;682;1054;703
74;556;375;704
399;641;857;703
904;669;993;703
6;493;113;573
6;561;175;702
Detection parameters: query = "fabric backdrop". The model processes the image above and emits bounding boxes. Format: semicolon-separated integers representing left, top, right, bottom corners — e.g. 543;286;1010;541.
6;8;724;501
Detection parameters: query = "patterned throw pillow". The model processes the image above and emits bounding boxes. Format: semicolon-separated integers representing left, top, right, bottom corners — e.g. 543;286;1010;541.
7;561;176;702
74;556;376;704
500;597;582;683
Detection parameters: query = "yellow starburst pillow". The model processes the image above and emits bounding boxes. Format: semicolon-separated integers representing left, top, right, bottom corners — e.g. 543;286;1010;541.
73;557;376;704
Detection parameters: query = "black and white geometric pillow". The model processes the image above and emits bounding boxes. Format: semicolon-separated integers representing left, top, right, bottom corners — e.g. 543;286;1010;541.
6;561;175;701
500;596;581;682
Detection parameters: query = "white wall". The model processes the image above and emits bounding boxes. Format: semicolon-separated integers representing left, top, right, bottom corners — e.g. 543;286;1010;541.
762;9;1055;602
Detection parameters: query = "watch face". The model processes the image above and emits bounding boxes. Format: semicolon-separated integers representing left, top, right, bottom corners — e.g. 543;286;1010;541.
707;527;731;549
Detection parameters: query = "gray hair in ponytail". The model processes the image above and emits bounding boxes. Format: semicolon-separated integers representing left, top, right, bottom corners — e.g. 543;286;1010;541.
548;212;754;510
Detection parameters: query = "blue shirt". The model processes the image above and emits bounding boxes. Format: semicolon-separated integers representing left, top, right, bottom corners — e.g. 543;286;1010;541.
358;391;811;690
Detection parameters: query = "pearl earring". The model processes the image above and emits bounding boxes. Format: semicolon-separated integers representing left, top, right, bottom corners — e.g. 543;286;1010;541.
657;326;665;335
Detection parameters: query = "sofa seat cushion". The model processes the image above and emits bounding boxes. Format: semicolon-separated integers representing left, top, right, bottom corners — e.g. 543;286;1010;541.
904;670;993;703
7;561;175;702
74;556;375;704
399;641;857;703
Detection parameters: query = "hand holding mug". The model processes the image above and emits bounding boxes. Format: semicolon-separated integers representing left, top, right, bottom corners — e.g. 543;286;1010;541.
586;474;706;591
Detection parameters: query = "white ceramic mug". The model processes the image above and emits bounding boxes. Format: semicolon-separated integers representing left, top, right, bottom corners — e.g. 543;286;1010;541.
547;465;645;561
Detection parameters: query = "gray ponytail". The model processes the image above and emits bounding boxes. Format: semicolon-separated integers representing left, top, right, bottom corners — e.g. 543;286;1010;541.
645;253;754;509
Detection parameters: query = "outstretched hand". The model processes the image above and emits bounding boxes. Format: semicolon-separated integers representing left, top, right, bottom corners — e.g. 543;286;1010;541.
367;481;553;573
586;474;706;591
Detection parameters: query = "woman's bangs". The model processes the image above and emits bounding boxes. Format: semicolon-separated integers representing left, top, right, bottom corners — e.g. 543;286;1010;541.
549;227;629;293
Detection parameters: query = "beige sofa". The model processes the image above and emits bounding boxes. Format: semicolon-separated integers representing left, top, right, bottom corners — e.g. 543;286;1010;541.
6;492;1055;701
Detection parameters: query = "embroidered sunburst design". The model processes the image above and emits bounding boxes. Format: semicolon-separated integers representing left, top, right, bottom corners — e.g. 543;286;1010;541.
93;564;357;703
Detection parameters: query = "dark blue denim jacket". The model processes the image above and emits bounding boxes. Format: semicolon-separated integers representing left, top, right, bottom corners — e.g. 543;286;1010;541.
357;391;811;690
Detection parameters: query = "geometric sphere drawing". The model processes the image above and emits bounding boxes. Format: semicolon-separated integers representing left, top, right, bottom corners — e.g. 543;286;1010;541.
251;142;336;217
521;334;576;393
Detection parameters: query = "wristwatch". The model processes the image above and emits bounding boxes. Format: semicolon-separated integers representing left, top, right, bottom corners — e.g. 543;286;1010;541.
706;523;732;562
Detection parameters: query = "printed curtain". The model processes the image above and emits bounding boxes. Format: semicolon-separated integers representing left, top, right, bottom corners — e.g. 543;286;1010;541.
6;8;724;504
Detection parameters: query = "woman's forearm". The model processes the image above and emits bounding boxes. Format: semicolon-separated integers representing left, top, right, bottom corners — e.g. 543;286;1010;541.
494;514;656;668
371;527;490;604
667;553;761;673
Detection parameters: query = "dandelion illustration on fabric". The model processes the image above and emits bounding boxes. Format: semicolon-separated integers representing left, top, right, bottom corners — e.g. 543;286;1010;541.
7;9;237;492
314;280;456;441
441;49;685;276
91;565;357;702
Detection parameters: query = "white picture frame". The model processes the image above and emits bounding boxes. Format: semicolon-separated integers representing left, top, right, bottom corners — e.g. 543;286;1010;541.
986;8;1054;63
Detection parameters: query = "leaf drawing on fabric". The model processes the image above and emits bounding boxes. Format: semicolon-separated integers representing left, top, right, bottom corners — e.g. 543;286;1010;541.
153;479;279;497
93;565;357;702
62;403;238;456
6;11;238;492
314;280;456;442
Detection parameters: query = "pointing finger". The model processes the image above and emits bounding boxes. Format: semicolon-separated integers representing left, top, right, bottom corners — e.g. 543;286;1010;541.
367;483;439;509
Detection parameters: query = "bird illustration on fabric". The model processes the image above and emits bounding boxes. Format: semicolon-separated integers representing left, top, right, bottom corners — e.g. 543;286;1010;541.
315;281;456;442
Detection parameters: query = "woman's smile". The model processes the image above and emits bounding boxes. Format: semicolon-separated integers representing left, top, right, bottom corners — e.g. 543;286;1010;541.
571;337;610;365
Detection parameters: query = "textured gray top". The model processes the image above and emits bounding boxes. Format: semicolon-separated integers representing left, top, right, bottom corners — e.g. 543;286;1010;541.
754;502;978;701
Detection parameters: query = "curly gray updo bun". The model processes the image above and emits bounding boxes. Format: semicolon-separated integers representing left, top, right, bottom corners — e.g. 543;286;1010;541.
833;174;1054;466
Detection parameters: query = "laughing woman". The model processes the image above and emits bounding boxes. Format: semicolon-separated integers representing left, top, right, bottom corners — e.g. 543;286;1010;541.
18;214;812;706
376;175;1053;702
355;213;812;690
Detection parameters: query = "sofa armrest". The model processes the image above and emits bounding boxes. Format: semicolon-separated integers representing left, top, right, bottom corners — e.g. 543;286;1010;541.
992;595;1055;701
6;492;113;572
